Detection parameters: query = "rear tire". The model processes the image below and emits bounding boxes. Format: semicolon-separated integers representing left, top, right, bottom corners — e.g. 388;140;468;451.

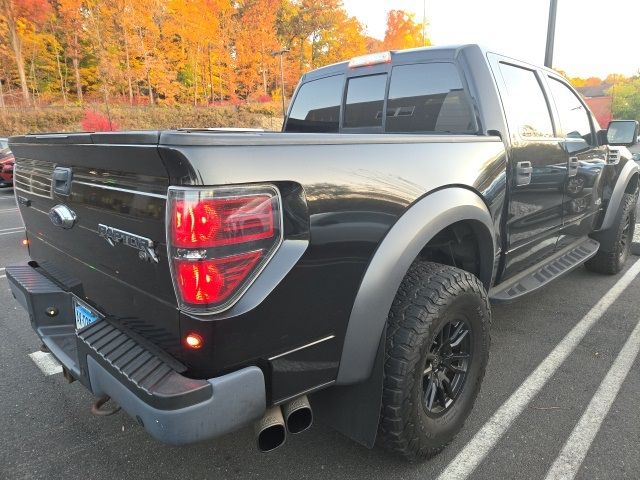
586;193;636;275
377;262;491;461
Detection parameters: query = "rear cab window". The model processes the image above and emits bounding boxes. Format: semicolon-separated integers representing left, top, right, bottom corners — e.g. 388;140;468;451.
386;63;476;133
286;75;343;133
284;58;477;134
344;74;387;129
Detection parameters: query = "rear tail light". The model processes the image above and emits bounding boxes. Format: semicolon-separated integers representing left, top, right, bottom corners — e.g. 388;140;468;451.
167;185;282;314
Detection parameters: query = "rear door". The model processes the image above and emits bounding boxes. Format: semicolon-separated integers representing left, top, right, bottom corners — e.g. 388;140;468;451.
10;133;181;355
489;55;568;279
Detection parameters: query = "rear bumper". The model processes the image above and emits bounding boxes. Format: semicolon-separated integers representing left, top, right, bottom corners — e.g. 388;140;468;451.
6;264;266;445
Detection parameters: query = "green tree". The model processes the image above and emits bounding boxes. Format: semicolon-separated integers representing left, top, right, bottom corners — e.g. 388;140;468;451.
608;76;640;121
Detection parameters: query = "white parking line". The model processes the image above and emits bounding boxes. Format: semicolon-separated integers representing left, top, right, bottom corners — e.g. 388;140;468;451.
544;317;640;480
28;351;63;376
0;229;23;236
0;208;18;213
0;227;22;233
437;258;640;480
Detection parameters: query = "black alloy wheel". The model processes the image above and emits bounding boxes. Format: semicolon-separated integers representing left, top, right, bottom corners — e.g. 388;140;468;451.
422;319;471;416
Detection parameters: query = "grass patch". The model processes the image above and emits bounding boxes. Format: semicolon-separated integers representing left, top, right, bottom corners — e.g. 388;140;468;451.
0;104;284;136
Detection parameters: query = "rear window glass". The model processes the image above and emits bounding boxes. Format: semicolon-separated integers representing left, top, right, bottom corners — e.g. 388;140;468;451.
344;74;387;128
286;75;343;133
386;63;476;133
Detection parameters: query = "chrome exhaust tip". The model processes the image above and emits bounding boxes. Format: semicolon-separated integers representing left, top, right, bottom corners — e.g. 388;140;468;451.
283;395;313;434
255;406;287;452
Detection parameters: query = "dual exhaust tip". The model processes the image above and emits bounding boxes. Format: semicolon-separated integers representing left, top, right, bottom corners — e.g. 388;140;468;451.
255;395;313;452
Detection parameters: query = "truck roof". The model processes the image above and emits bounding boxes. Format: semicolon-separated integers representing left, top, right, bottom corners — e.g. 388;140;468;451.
302;44;479;82
302;44;558;82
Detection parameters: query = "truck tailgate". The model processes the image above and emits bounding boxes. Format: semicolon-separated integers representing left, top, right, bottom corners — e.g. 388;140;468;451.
9;132;181;354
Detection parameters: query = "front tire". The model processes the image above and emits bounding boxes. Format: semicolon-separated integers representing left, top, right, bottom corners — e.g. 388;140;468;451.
586;192;636;275
377;262;491;461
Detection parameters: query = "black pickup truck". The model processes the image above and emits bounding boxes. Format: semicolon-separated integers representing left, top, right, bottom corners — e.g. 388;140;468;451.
6;45;640;461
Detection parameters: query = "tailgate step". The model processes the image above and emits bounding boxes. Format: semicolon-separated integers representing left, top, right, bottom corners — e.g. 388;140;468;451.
78;319;212;408
489;238;600;303
8;263;212;410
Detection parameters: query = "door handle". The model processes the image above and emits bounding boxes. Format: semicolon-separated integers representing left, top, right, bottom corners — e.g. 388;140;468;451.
516;161;533;186
568;157;579;177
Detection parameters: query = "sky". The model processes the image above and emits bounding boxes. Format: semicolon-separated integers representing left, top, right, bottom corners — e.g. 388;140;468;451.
342;0;640;78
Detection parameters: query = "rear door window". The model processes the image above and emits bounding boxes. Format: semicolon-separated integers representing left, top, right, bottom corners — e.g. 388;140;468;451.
343;74;387;129
386;63;476;133
286;75;343;133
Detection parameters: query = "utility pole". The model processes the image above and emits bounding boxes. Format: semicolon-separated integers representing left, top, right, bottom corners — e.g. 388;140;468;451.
422;0;427;46
544;0;558;68
272;49;289;117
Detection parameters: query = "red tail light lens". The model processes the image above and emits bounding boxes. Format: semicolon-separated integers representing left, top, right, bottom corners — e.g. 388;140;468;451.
168;185;282;314
172;196;274;248
175;251;262;304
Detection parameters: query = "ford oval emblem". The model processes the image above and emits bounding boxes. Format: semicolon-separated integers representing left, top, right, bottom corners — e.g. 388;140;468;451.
49;204;77;229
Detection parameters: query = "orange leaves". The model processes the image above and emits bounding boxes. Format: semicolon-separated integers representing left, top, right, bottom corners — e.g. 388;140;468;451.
382;9;428;51
12;0;52;25
0;1;434;107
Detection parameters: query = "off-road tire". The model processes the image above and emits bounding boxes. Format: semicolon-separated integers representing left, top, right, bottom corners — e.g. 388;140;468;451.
586;193;636;275
377;262;491;461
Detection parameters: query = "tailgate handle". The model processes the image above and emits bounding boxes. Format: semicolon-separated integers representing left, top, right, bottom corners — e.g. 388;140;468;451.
52;167;73;196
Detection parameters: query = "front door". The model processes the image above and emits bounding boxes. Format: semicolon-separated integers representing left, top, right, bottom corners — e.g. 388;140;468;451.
545;74;608;249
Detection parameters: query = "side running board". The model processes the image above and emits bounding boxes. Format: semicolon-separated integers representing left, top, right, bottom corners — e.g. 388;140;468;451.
489;238;600;303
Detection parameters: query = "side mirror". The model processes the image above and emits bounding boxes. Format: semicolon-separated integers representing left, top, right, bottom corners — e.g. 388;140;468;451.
606;120;639;147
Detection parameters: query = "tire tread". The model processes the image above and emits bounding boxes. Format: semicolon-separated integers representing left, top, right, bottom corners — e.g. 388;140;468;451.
377;262;490;461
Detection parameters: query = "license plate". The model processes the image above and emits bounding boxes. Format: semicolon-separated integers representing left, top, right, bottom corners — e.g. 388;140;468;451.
73;299;101;330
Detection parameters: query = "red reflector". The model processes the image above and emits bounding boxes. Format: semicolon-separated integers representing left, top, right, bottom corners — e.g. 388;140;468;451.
184;332;204;349
175;251;263;305
172;196;274;248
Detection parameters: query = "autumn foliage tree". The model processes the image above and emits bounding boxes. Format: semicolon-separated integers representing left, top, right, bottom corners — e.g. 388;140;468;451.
382;10;427;50
0;3;430;107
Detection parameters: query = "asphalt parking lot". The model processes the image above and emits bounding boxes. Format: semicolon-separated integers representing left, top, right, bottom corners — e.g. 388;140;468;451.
0;186;638;480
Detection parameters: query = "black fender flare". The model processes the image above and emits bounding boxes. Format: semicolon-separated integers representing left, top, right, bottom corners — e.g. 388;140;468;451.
599;160;639;232
336;187;497;385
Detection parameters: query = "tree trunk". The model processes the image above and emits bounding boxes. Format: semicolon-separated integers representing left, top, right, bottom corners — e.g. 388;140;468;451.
29;47;39;105
0;78;5;110
72;55;83;102
137;29;154;105
208;43;214;103
1;0;30;105
123;30;134;105
193;45;199;107
146;70;154;105
54;48;67;106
